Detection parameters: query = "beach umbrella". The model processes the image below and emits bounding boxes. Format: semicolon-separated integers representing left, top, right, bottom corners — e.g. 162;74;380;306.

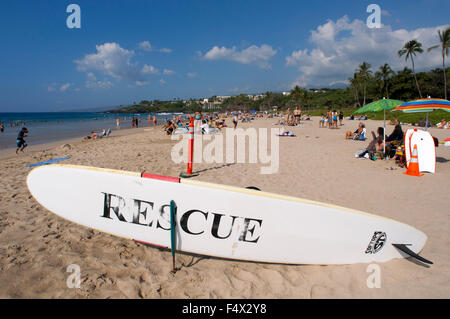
391;97;450;131
354;98;405;154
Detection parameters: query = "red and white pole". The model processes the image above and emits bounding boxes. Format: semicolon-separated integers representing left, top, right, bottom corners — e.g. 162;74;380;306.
187;118;194;175
180;118;198;178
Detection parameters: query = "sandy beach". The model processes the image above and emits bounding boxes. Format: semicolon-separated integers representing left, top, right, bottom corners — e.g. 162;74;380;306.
0;116;449;299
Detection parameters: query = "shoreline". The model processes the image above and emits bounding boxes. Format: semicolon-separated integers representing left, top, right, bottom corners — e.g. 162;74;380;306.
0;125;160;160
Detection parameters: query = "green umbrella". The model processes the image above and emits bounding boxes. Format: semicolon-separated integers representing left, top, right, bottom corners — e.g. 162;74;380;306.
354;98;405;114
354;98;405;154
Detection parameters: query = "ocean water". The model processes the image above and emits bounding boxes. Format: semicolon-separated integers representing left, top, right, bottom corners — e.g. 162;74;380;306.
0;112;181;150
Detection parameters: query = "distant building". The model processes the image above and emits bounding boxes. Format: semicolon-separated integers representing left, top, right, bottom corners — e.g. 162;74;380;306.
216;96;231;101
253;94;265;100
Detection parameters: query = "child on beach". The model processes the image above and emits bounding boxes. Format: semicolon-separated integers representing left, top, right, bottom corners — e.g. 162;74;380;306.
319;115;325;128
16;127;29;154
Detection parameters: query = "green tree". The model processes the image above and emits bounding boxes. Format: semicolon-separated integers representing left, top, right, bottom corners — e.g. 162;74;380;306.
398;40;424;98
427;27;450;99
376;63;395;99
357;62;372;105
348;73;361;107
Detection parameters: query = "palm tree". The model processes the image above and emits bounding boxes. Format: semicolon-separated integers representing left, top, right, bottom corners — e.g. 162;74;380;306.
357;62;372;105
348;73;361;107
378;63;395;99
398;40;424;98
427;27;450;99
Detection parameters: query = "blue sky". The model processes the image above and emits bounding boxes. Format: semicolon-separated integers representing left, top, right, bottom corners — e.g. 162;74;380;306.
0;0;449;111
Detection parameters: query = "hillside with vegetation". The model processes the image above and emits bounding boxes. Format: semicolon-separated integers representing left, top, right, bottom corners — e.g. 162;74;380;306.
108;28;449;123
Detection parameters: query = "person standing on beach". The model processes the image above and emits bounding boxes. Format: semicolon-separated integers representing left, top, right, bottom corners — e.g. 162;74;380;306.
326;109;332;128
0;123;4;133
16;127;28;154
232;114;238;129
339;111;344;126
148;115;152;127
116;118;120;129
153;115;157;126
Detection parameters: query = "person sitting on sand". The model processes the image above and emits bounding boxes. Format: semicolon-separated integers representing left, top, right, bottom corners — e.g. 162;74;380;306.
163;121;175;135
436;119;447;129
386;124;403;143
345;122;364;140
384;124;404;157
83;131;97;141
366;127;385;153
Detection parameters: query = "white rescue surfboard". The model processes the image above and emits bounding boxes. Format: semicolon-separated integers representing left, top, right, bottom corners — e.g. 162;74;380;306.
27;164;431;265
404;129;436;173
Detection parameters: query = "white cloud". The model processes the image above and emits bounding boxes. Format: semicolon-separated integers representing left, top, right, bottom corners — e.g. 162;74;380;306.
160;79;166;84
75;42;166;86
163;69;175;75
142;64;159;74
187;72;197;78
60;83;72;92
138;41;153;51
138;40;172;53
285;16;449;88
85;72;114;89
202;44;277;68
135;81;149;87
47;82;73;92
75;42;151;83
381;10;391;17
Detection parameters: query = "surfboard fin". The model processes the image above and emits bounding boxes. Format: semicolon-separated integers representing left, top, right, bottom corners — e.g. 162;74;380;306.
246;186;261;191
392;244;433;265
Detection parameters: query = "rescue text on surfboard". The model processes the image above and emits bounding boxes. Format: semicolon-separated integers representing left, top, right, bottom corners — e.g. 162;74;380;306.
101;192;263;243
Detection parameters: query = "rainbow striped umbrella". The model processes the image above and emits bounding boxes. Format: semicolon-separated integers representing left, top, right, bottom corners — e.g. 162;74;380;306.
392;98;450;113
392;98;450;130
